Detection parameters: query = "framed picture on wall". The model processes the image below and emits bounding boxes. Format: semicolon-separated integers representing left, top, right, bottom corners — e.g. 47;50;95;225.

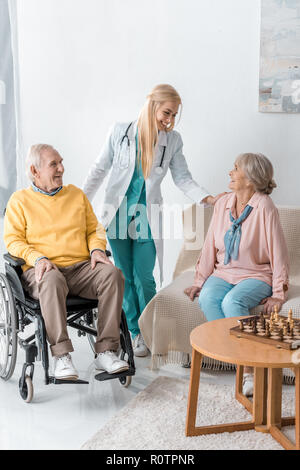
259;0;300;112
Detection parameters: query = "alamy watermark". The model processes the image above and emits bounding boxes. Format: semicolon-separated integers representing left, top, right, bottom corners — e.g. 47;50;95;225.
96;197;208;251
0;80;6;105
292;80;300;105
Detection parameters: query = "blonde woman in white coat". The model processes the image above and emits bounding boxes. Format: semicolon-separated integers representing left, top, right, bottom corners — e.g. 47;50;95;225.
83;84;224;357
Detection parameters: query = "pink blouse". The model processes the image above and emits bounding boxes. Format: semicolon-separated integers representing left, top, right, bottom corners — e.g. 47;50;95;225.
193;192;289;300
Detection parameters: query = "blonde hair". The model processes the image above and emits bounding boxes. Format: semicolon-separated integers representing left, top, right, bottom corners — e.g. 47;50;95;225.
137;84;182;179
26;144;56;182
236;153;277;195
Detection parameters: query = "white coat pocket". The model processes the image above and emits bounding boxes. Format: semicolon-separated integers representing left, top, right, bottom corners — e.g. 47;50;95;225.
114;139;130;169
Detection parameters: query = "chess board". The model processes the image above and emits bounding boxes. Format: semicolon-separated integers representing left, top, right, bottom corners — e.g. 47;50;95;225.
230;309;300;350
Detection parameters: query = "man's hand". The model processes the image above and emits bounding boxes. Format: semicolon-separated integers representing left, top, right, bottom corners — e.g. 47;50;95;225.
203;192;229;206
91;250;113;269
184;286;201;301
35;258;58;282
260;297;284;315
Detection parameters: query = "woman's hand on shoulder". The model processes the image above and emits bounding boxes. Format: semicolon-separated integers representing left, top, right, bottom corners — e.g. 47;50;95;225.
260;297;284;314
202;192;229;206
184;286;201;301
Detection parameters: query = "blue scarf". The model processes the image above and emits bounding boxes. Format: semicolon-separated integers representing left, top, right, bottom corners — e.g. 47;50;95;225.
224;205;253;265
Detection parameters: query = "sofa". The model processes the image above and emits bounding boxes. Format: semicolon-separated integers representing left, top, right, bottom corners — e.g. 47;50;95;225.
139;203;300;382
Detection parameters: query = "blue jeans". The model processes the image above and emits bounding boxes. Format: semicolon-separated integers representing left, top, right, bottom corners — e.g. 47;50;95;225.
198;276;272;321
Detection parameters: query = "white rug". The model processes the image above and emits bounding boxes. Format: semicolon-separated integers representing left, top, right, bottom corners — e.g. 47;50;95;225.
81;376;295;450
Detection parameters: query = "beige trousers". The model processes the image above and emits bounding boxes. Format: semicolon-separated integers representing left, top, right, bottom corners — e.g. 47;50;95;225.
21;260;125;357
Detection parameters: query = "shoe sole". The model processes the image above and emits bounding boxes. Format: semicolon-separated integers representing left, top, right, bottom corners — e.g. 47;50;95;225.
94;365;129;374
54;375;79;380
134;350;149;357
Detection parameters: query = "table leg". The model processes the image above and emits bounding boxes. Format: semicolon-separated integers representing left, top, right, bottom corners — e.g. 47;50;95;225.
295;367;300;449
185;348;202;436
263;367;300;450
235;365;253;413
253;367;268;428
186;354;254;436
235;364;244;396
267;368;282;429
267;368;295;450
235;365;267;419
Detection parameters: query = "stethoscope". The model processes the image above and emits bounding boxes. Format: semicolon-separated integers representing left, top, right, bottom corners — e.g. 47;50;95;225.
120;122;166;175
156;146;166;175
120;122;133;147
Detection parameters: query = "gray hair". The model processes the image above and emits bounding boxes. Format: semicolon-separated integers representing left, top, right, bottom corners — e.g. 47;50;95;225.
25;144;56;182
235;153;277;195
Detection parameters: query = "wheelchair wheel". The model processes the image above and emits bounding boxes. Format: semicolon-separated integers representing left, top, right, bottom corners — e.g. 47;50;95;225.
0;273;18;381
86;311;127;356
19;375;34;403
119;375;132;388
86;309;97;354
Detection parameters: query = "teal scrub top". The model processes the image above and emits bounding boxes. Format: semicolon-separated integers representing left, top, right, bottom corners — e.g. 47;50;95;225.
107;134;152;242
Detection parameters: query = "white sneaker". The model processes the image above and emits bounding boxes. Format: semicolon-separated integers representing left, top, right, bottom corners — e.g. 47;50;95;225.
132;333;149;357
53;353;78;380
94;351;129;374
242;373;254;397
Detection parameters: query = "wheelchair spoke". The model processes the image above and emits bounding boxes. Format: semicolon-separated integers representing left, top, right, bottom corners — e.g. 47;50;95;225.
0;335;9;373
85;309;98;354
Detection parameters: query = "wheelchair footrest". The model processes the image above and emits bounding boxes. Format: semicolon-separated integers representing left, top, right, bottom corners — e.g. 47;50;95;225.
94;367;135;382
49;376;89;385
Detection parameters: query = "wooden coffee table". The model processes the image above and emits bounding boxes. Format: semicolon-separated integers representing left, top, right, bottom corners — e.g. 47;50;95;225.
185;317;300;450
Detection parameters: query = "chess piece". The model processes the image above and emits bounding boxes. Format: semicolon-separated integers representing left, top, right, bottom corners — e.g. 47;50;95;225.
259;313;265;329
239;320;244;331
288;309;293;323
260;312;264;323
279;329;284;341
265;323;271;337
274;305;279;322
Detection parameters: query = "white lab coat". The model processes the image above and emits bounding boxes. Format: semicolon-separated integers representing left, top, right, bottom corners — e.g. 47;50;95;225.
82;120;209;283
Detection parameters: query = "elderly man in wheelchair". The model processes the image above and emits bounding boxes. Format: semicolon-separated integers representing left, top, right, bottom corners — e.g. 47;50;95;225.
1;144;134;401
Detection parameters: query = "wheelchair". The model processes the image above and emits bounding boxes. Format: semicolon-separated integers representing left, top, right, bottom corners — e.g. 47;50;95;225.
0;252;135;403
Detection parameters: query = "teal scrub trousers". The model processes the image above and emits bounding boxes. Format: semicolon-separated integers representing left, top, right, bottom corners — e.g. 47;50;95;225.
108;235;157;338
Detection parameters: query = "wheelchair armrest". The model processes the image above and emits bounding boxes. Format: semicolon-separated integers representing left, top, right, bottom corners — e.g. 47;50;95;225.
4;251;111;266
3;253;26;267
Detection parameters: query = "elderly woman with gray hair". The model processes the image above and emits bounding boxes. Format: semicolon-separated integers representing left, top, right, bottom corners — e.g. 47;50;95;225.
184;153;289;396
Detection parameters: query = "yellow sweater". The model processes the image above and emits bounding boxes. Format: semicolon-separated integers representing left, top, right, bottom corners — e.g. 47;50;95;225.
4;184;106;272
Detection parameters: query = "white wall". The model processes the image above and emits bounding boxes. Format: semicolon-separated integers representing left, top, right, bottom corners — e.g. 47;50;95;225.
12;0;300;286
